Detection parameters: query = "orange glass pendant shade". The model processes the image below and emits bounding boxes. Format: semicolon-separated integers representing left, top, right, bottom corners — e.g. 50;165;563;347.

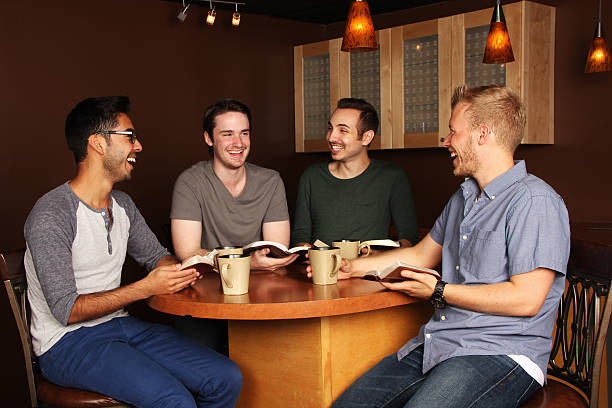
585;22;612;72
483;1;515;64
341;0;378;52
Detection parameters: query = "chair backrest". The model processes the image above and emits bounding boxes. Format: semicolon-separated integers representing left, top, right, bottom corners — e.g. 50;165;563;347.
1;249;38;407
548;238;612;407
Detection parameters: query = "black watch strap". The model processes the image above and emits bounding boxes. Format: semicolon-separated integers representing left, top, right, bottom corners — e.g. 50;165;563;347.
430;280;447;309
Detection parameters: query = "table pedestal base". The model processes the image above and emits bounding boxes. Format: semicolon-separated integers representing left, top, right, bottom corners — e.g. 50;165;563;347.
229;302;433;407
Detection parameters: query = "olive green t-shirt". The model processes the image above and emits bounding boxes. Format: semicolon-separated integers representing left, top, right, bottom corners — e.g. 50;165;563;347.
171;161;289;249
291;160;418;246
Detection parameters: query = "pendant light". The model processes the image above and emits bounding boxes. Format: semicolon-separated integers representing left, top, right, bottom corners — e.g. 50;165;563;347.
585;0;612;73
341;0;378;53
483;0;515;64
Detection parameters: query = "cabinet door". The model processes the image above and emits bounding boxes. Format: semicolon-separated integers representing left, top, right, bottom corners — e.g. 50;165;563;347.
390;18;451;148
346;29;391;149
295;39;348;152
452;2;554;144
451;7;520;98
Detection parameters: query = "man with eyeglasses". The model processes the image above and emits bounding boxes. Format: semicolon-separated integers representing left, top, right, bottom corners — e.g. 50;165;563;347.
24;96;242;407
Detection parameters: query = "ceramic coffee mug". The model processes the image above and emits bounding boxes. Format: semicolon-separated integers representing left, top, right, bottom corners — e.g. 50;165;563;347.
332;240;360;260
308;246;341;285
218;254;251;295
358;242;372;257
214;246;243;272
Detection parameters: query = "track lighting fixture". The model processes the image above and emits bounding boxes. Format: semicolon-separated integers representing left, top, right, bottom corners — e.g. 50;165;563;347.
175;0;244;27
232;3;241;27
206;0;216;25
177;0;190;22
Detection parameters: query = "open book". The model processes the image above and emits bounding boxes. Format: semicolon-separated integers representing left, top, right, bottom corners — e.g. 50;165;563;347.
363;261;440;283
315;239;400;250
360;239;400;250
242;241;310;258
180;251;216;271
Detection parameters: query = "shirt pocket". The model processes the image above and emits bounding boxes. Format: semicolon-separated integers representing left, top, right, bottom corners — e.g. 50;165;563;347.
463;229;508;282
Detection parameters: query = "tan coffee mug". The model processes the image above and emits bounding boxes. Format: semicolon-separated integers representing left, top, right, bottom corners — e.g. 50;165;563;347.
214;246;243;272
218;254;251;295
308;246;341;285
332;240;360;260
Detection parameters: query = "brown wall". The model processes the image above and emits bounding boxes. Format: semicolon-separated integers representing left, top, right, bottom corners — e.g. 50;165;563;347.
0;0;610;404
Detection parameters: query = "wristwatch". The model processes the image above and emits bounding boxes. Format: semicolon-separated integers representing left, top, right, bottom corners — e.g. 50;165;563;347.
430;280;447;309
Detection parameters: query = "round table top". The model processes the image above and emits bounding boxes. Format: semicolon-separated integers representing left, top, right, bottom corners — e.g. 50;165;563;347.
148;262;419;320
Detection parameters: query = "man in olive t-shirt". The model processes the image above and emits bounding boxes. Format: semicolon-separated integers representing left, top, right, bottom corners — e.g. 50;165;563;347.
292;98;418;247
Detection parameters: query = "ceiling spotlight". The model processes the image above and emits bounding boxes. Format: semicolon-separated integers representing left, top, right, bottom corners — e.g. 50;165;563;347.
232;3;241;27
177;0;190;22
206;0;216;25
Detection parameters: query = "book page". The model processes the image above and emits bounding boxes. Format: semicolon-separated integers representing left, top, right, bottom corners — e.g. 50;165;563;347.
180;252;215;270
364;261;440;283
360;239;400;248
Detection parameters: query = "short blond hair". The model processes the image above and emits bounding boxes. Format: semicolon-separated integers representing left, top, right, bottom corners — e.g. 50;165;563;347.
451;85;525;152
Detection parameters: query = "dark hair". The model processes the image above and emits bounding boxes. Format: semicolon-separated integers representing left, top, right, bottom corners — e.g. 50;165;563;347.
65;96;131;163
202;99;252;156
336;97;379;138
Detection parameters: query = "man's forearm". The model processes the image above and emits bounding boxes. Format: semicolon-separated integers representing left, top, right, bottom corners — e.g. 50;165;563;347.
443;268;555;317
67;280;150;324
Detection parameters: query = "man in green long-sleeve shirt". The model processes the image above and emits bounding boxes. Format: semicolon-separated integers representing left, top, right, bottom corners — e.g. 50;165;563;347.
291;98;418;247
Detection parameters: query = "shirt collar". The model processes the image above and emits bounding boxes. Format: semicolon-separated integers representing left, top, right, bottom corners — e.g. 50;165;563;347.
461;160;527;200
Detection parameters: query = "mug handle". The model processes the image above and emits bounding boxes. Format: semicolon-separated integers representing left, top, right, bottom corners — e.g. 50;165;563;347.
220;263;233;288
330;253;341;278
359;243;372;257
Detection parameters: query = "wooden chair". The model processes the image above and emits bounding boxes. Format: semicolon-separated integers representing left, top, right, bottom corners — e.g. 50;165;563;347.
1;250;130;408
522;237;612;407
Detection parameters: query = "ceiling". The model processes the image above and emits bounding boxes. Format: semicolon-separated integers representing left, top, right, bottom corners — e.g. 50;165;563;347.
170;0;447;25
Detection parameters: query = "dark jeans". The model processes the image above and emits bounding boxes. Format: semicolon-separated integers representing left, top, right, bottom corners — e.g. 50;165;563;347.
332;345;540;408
39;316;242;408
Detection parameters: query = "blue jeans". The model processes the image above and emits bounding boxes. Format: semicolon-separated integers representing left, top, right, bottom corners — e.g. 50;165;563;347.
39;316;242;408
332;345;540;408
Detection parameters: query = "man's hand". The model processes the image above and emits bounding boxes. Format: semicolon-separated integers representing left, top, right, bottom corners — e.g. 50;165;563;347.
250;248;299;271
68;262;199;325
143;263;200;296
380;270;437;300
305;258;354;280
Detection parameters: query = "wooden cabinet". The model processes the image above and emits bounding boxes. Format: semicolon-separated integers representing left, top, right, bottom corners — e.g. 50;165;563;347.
452;1;555;145
293;1;555;152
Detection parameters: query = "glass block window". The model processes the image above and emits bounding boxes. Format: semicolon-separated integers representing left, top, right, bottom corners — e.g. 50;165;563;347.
350;49;381;116
465;26;506;87
303;54;330;141
404;35;438;134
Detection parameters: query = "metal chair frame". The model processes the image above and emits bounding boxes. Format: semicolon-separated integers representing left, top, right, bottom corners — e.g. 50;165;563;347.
547;266;612;407
1;251;38;406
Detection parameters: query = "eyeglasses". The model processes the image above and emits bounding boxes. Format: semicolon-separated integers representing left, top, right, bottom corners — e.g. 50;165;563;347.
100;129;138;144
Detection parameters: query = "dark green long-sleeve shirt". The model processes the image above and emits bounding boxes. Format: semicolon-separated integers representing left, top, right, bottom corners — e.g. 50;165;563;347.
291;160;418;246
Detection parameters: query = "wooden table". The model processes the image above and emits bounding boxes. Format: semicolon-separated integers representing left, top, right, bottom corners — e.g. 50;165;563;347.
149;263;433;408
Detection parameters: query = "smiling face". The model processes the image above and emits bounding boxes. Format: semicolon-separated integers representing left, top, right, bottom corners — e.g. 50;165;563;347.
101;113;142;182
326;108;371;162
205;111;250;170
443;103;480;178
